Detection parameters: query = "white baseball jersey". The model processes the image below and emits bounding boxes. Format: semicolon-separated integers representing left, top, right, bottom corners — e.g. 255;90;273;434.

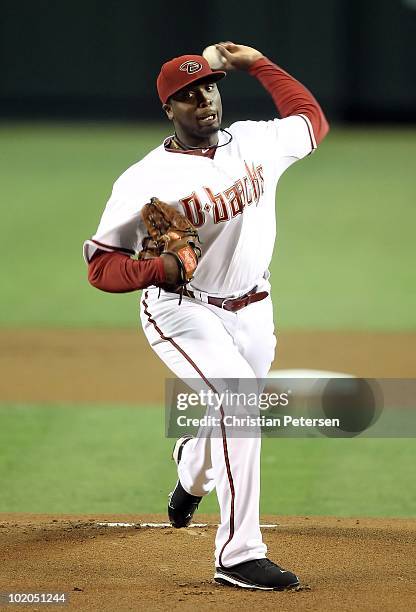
83;114;316;297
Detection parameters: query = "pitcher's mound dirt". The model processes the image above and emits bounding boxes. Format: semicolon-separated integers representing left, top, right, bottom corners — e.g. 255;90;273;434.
1;514;415;611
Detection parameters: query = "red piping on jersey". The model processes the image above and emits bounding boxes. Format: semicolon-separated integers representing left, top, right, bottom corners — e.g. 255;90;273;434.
142;291;235;567
298;115;315;154
249;57;329;147
90;238;136;255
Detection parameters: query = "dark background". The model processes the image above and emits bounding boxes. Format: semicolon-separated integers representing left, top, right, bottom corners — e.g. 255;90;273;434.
1;0;415;122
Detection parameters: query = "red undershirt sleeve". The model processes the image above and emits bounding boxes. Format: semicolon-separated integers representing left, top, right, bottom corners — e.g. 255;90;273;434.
87;249;166;293
248;57;329;145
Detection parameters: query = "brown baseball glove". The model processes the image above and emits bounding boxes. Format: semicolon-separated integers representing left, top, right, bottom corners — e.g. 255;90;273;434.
140;197;201;289
137;236;163;260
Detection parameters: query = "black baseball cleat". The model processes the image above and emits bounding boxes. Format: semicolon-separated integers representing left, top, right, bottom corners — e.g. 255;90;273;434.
168;436;202;528
168;481;202;528
214;558;300;591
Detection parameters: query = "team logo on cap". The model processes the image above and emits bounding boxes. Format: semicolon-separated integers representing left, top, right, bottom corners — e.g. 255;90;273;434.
179;60;203;74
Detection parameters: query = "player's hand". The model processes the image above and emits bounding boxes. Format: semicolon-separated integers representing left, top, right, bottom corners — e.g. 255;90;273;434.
215;42;264;71
161;253;183;287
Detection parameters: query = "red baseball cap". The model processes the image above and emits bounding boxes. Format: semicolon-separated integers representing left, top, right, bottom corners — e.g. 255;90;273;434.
157;54;226;104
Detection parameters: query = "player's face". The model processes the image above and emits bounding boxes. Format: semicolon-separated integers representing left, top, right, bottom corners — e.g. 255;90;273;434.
163;80;222;147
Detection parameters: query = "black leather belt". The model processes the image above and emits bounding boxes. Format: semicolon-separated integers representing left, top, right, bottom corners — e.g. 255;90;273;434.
179;286;269;312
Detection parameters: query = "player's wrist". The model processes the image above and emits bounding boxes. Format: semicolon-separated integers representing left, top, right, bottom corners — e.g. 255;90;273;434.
230;52;264;71
248;56;272;75
246;52;265;68
239;56;265;71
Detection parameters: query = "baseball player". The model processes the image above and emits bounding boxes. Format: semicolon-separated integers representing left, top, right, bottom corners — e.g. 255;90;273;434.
84;42;329;590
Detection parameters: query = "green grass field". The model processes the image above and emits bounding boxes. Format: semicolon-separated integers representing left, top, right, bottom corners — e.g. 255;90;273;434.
1;123;415;330
1;404;414;516
1;123;415;518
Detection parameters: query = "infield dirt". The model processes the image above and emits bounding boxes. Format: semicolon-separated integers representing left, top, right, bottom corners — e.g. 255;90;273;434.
1;329;415;404
1;514;415;611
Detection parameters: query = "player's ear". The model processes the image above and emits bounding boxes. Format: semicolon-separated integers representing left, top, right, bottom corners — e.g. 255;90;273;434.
163;103;174;121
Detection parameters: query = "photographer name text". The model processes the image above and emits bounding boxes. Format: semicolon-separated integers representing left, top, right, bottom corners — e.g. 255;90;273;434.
176;415;340;428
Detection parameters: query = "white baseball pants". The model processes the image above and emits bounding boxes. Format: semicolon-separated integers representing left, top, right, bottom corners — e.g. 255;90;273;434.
140;278;276;568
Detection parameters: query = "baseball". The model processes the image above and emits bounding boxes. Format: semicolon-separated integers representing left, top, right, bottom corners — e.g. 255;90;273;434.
202;45;227;70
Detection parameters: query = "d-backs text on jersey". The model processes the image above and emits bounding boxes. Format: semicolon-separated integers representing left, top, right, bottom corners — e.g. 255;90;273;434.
180;161;264;227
